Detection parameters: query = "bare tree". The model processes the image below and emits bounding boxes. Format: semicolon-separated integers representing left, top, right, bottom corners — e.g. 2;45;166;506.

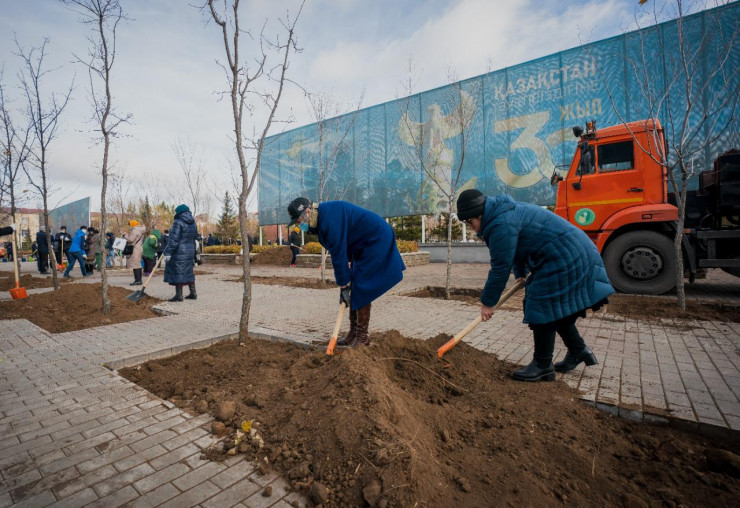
172;136;209;218
0;69;35;276
203;0;303;343
302;89;364;281
592;1;739;309
61;0;130;314
399;69;479;299
17;38;74;291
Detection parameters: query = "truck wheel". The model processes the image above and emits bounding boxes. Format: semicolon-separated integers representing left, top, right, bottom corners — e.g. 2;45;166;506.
603;231;676;294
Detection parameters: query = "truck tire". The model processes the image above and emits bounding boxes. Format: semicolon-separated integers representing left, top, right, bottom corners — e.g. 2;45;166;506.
603;230;676;294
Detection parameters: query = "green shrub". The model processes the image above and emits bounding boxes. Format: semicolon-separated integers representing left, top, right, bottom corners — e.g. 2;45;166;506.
251;244;279;254
203;245;241;254
396;240;419;253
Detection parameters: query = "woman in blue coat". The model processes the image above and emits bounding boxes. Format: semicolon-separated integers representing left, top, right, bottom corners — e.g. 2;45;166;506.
456;189;614;382
163;204;198;302
287;197;405;347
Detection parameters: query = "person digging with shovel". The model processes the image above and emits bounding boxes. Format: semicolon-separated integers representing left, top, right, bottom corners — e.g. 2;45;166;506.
287;197;405;348
456;189;614;382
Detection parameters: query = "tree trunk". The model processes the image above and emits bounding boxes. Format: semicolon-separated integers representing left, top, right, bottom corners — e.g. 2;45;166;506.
673;170;688;311
445;209;452;300
238;189;251;344
101;133;110;314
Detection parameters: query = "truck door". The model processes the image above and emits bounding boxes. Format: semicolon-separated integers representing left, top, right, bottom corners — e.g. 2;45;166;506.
566;139;644;231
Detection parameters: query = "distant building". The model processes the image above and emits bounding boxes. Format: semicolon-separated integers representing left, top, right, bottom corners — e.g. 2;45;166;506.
0;207;42;243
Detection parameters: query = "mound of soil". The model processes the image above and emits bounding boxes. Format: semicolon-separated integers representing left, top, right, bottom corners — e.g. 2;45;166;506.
0;284;160;333
251;247;294;265
407;286;740;322
0;273;72;291
121;332;739;507
228;275;335;289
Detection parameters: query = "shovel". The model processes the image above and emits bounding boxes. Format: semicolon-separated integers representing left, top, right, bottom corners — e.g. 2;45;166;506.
9;230;27;300
437;279;525;358
127;255;164;302
325;302;347;356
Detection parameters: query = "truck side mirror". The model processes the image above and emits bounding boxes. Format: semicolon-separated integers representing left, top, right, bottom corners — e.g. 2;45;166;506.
572;181;582;190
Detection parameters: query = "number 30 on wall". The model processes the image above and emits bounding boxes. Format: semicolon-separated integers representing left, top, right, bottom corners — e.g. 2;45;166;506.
494;111;570;188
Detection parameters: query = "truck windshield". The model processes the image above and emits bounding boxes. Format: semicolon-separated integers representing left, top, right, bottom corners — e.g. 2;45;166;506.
598;140;634;172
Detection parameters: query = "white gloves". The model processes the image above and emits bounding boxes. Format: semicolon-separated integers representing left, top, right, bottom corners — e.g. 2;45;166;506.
9;223;16;231
164;255;171;262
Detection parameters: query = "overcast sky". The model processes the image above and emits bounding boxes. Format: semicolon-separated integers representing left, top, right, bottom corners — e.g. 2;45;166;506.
0;0;688;216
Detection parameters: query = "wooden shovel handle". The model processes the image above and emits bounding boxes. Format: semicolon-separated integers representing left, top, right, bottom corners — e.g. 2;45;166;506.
10;230;19;288
437;279;526;357
141;254;165;289
326;302;347;356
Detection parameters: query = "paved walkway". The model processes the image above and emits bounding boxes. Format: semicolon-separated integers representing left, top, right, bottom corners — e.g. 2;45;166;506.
1;261;739;507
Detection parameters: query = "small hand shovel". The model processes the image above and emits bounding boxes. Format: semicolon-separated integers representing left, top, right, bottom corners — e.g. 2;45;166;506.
326;302;347;356
127;255;164;302
437;279;525;358
9;232;27;300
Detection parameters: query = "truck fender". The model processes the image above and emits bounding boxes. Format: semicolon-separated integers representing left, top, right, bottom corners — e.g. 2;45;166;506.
594;204;679;251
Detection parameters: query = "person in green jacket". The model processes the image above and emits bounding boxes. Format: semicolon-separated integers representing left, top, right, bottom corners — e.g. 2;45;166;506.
142;228;161;277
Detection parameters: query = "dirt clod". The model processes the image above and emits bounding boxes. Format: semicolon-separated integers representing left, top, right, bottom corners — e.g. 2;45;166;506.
211;421;226;435
218;401;236;422
362;479;382;506
705;448;740;478
262;485;273;497
195;400;208;413
310;482;329;505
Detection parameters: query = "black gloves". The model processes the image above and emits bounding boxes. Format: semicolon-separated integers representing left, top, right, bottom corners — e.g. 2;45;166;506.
339;284;351;308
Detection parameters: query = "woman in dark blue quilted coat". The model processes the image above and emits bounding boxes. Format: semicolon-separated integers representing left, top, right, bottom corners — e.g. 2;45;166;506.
163;204;198;302
457;189;614;382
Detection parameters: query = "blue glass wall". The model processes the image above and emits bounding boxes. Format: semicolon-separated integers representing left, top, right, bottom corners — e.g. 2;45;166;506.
259;4;739;224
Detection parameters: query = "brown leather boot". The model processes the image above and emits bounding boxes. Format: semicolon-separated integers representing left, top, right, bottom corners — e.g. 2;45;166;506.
337;309;358;346
354;304;371;347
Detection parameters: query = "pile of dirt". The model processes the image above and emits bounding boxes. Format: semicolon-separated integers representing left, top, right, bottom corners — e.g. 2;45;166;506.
0;273;72;291
228;275;335;289
121;332;739;507
0;284;160;333
406;286;740;322
251;247;294;265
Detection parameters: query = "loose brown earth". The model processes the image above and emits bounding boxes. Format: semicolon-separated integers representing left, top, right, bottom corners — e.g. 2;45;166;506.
251;247;294;265
0;273;73;291
121;332;740;508
227;275;335;289
0;284;160;333
406;286;740;322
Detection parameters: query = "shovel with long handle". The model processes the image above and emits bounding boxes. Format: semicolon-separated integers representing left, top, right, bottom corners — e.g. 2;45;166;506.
437;279;526;358
326;302;347;356
9;230;27;300
127;254;164;302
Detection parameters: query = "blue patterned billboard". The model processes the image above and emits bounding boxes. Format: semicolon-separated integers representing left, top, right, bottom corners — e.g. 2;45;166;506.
258;4;739;224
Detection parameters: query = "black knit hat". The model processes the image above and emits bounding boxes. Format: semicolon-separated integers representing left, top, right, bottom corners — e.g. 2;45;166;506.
287;197;312;227
456;189;486;221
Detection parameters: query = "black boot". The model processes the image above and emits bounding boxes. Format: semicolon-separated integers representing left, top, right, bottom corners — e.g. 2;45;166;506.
337;310;357;346
185;283;197;300
169;285;184;302
130;269;142;285
354;304;371;347
512;361;556;382
554;347;598;373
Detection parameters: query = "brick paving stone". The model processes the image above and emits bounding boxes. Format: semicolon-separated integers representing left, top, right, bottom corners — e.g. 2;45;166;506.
126;482;179;508
48;487;98;508
172;462;227;492
87;485;139;508
202;478;261;508
211;460;256;490
132;462;190;495
159;480;221;508
93;463;155;498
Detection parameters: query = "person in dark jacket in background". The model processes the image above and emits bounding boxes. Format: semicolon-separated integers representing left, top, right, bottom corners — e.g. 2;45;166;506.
456;189;614;382
84;227;100;273
105;232;115;268
156;229;169;260
63;225;89;278
287;197;405;347
288;226;301;267
163;204;198;302
54;226;72;266
206;233;215;247
35;226;50;274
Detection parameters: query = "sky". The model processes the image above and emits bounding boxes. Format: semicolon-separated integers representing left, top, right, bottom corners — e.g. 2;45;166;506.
0;0;692;217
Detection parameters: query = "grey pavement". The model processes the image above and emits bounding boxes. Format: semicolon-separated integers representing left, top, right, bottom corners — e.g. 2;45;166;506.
1;260;740;506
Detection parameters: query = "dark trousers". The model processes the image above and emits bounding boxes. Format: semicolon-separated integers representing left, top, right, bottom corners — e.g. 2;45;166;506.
63;251;87;277
290;247;298;265
529;312;586;367
143;256;156;274
37;252;49;273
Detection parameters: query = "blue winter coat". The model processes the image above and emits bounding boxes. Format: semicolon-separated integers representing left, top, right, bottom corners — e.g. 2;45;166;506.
479;195;614;325
68;229;87;253
316;201;405;310
163;211;197;285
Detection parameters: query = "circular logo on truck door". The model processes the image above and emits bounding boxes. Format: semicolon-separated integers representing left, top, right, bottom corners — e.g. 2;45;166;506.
574;208;596;227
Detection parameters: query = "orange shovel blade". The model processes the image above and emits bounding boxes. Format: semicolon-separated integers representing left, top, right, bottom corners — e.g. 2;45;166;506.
10;286;28;300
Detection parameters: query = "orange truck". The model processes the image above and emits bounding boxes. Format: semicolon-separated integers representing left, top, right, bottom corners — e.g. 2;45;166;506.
551;119;739;294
